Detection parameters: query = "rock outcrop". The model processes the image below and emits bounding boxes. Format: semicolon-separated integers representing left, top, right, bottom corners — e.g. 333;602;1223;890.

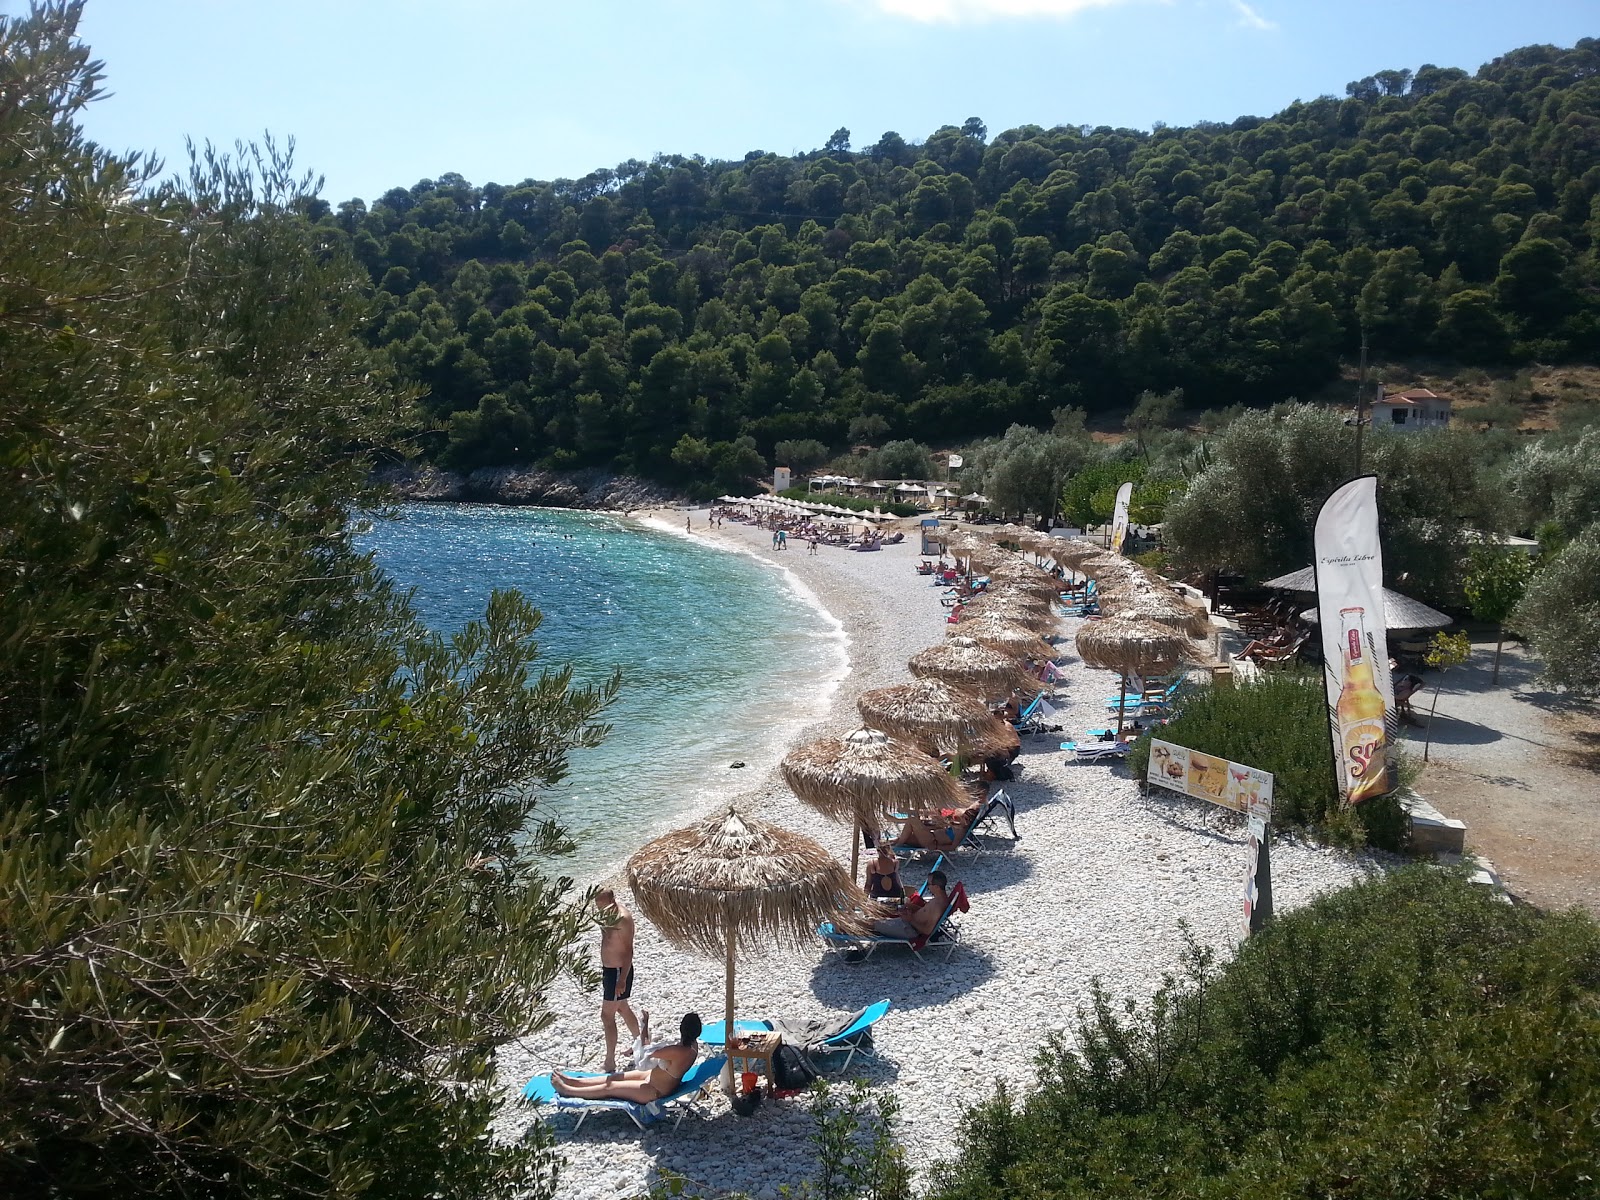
375;464;683;512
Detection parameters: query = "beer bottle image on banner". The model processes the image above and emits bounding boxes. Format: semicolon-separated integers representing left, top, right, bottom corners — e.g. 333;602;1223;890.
1336;606;1389;802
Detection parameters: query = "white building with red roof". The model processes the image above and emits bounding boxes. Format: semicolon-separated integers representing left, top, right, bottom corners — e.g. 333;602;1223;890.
1373;386;1453;431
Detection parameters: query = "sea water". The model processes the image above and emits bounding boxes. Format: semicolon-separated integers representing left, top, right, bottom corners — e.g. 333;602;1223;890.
361;504;846;877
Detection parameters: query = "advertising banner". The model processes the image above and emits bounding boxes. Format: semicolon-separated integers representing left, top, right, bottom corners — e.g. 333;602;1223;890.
1146;739;1274;818
1242;814;1268;936
1110;481;1134;555
1313;476;1395;805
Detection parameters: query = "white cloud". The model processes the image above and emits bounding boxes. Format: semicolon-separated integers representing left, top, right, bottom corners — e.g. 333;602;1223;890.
1230;0;1276;30
861;0;1143;24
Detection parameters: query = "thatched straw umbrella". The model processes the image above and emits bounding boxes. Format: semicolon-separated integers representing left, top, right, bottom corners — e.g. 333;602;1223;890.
1077;551;1139;580
961;717;1022;764
627;808;862;1092
908;635;1033;697
780;728;964;880
1076;615;1201;736
1050;539;1102;572
983;522;1036;546
985;560;1063;598
951;614;1058;663
1102;588;1212;638
957;592;1058;634
947;531;999;565
857;678;1002;756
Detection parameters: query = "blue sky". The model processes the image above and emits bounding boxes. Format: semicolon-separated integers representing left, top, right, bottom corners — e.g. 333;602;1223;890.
39;0;1599;204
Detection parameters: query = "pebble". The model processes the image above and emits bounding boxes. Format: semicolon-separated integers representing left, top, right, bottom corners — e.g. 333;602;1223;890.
488;525;1387;1197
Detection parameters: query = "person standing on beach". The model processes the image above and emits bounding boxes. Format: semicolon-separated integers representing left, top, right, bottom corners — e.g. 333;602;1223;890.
595;888;640;1072
686;514;692;533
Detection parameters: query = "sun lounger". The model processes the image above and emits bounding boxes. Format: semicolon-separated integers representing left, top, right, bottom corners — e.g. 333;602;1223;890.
891;792;1014;860
818;882;970;961
700;1000;892;1073
1103;680;1181;713
522;1055;727;1131
1061;739;1130;761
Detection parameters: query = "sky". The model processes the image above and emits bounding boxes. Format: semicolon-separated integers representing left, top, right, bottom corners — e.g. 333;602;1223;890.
29;0;1599;205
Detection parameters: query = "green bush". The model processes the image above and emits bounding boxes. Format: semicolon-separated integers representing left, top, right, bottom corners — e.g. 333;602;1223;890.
929;868;1600;1200
1127;672;1404;848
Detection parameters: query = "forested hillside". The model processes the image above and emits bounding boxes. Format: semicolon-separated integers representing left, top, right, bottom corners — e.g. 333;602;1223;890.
322;40;1600;489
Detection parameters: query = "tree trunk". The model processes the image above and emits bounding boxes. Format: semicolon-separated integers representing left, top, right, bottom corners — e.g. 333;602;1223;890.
1423;684;1444;763
1492;627;1504;685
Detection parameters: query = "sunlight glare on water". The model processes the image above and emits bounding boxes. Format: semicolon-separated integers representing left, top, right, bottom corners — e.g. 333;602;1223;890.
360;504;845;877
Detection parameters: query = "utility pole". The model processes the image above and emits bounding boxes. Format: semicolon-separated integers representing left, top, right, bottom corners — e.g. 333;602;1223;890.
1354;333;1369;475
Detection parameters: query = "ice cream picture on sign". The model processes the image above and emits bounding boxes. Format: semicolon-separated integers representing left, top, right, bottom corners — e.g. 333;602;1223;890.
1147;739;1274;818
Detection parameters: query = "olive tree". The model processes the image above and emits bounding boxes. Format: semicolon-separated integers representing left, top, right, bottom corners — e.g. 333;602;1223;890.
1514;528;1600;696
0;7;612;1196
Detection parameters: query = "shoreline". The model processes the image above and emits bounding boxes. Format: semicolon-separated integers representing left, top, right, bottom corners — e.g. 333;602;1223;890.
493;507;1387;1200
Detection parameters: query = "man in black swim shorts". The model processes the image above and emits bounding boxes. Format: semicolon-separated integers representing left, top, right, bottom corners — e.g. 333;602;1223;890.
596;888;641;1072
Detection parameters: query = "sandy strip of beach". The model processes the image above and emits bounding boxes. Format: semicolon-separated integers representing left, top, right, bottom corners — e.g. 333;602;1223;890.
493;508;1383;1200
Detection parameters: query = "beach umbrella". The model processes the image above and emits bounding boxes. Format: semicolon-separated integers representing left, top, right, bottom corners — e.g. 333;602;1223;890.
1076;551;1140;581
1051;539;1104;574
781;728;965;880
908;635;1034;696
1076;615;1202;736
947;533;1003;570
960;717;1022;765
951;614;1059;663
981;522;1034;542
957;592;1058;634
1098;586;1212;638
1262;566;1453;632
627;808;862;1094
985;560;1063;597
857;678;1004;756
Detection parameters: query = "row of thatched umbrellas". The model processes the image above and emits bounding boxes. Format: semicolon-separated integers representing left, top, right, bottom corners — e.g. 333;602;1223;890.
621;524;1212;1093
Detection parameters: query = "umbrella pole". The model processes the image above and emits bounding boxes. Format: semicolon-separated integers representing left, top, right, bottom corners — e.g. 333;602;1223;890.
723;931;737;1095
1116;671;1128;738
850;819;861;884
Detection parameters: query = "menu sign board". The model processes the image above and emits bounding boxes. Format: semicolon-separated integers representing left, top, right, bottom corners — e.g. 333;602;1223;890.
1147;739;1274;818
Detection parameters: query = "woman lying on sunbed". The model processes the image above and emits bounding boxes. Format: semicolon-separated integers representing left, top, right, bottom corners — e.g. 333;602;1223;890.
551;1011;702;1102
893;800;982;853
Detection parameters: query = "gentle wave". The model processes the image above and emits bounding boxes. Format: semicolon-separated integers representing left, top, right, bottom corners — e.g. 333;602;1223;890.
362;504;847;878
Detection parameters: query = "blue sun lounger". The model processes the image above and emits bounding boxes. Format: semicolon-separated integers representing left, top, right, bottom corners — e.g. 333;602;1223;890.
701;999;892;1072
522;1055;727;1131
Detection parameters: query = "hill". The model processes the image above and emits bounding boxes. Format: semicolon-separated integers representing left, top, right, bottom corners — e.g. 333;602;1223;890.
314;39;1600;493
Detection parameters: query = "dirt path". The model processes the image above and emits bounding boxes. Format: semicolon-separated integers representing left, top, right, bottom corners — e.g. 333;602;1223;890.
1398;637;1600;915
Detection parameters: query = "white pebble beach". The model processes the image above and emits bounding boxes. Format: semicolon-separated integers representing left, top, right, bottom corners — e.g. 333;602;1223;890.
491;509;1388;1200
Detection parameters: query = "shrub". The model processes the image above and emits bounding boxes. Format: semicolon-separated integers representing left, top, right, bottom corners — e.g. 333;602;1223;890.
929;868;1600;1200
1127;672;1403;847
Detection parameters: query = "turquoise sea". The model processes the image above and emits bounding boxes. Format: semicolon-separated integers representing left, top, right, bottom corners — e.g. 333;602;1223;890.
360;504;846;876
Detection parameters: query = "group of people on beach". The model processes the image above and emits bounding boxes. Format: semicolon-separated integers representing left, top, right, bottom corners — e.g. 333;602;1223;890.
548;886;705;1103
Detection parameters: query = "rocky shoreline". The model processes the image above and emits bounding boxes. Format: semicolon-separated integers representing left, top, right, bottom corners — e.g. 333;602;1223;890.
376;462;685;512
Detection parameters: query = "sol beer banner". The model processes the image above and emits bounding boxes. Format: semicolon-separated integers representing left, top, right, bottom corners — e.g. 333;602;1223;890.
1313;476;1396;805
1147;739;1274;817
1110;481;1133;555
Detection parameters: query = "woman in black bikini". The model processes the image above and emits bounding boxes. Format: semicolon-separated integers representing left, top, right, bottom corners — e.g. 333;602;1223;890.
551;1011;702;1102
865;843;904;902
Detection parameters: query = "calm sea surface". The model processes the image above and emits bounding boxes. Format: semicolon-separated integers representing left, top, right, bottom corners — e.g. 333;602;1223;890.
360;504;846;877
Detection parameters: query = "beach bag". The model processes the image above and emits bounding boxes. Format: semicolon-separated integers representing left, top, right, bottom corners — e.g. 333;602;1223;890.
773;1044;819;1090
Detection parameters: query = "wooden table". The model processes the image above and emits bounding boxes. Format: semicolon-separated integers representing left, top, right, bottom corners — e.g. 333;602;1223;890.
728;1031;782;1089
